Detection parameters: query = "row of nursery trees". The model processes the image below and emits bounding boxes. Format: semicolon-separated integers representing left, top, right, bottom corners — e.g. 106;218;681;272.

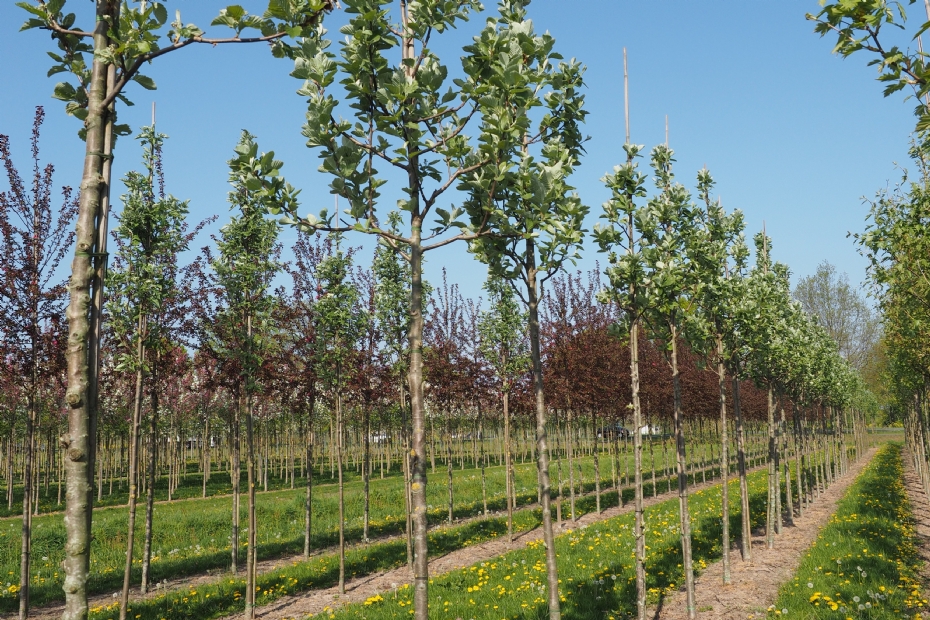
1;108;820;619
4;1;876;620
804;0;930;536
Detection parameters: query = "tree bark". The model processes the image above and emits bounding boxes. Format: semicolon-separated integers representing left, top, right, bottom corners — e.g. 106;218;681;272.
733;377;751;563
504;390;513;541
119;325;145;620
336;389;346;594
526;238;560;620
630;322;646;620
61;3;117;617
140;377;159;594
716;338;730;585
670;330;695;619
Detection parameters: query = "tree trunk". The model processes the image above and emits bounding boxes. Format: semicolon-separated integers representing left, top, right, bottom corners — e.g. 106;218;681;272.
245;385;257;620
19;394;36;620
525;238;560;620
304;412;314;558
61;3;118;617
716;339;730;585
119;330;145;620
140;378;159;594
733;377;751;563
670;331;695;619
363;407;371;541
766;387;776;549
504;390;513;542
336;390;346;594
630;321;646;620
231;393;241;574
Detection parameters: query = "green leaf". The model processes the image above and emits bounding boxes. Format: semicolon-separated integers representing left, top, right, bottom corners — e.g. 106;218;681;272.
133;74;157;90
52;81;76;101
226;5;246;21
153;3;168;25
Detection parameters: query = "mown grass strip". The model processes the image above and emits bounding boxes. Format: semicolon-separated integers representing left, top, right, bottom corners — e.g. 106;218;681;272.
769;443;928;620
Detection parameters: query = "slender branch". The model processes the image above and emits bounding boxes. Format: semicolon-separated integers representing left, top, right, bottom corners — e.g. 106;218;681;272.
101;31;298;109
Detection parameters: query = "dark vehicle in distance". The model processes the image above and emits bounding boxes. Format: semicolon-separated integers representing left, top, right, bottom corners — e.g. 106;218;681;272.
597;423;631;439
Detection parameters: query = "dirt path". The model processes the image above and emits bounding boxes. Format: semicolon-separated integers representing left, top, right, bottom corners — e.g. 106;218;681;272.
653;446;879;620
236;464;769;620
901;451;930;588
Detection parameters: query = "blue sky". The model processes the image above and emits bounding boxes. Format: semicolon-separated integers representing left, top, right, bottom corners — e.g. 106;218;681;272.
0;1;919;304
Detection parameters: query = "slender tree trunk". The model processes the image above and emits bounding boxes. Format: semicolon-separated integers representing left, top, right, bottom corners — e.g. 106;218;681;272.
733;376;751;563
670;331;696;618
446;416;453;523
504;390;513;542
631;322;646;620
19;394;36;620
717;339;730;585
780;397;793;526
525;239;560;620
61;4;118;616
245;379;257;620
364;407;371;542
766;387;776;549
119;330;145;620
304;406;314;558
337;389;346;594
202;413;210;498
140;378;159;594
566;407;576;521
592;410;601;514
231;393;241;574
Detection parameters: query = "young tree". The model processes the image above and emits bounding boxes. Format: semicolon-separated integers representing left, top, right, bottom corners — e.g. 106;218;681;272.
313;233;367;595
689;170;746;584
232;4;586;616
0;106;77;620
106;124;191;618
477;272;528;542
210;133;281;620
18;5;332;613
464;10;588;615
594;141;650;620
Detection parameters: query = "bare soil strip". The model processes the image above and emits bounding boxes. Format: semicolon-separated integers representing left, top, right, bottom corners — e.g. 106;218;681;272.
653;446;879;620
237;464;769;620
902;452;930;589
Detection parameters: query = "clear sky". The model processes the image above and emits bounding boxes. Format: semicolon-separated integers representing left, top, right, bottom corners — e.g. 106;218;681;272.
0;1;919;304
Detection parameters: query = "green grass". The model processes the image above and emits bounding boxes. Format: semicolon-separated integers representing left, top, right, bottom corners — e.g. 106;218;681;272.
0;459;384;519
73;447;790;620
2;448;698;612
770;443;928;620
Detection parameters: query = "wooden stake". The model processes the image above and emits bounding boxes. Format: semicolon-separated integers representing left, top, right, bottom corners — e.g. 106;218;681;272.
623;48;630;143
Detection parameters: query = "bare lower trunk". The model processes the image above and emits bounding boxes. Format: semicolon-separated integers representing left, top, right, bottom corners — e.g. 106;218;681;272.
61;4;117;617
231;395;241;574
670;332;695;619
716;340;730;585
19;396;35;620
363;409;370;541
766;386;776;549
337;392;345;595
304;416;314;557
733;376;751;563
119;339;145;620
526;239;560;620
245;389;257;620
140;382;158;594
504;391;513;542
631;322;646;620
